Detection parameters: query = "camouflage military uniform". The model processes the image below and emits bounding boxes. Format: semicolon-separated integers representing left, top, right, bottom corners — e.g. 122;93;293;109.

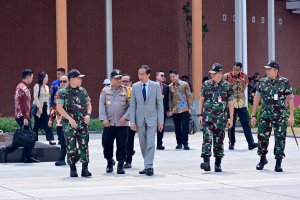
57;86;91;165
200;79;234;158
255;76;293;159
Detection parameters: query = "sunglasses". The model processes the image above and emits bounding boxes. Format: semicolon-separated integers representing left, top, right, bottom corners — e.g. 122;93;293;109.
60;80;68;83
122;80;130;83
160;75;165;77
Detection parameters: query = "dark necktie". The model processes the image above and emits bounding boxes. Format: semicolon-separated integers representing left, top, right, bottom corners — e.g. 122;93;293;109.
142;83;146;101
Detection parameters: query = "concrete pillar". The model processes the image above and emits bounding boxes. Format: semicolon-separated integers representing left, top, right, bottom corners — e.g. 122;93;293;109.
268;0;275;61
235;0;243;63
242;0;248;105
105;0;113;78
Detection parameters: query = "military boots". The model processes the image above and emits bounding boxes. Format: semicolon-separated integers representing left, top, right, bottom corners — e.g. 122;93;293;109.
215;157;222;172
81;162;92;177
274;158;283;172
256;155;268;170
70;163;78;177
200;156;211;171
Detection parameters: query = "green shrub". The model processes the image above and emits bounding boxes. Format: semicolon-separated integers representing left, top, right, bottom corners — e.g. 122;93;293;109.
293;88;300;95
0;117;103;133
88;118;103;132
0;117;18;133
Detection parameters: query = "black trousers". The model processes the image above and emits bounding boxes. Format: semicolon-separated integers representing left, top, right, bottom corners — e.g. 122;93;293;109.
33;103;54;141
6;118;34;159
173;111;189;145
157;116;166;147
228;107;255;145
57;126;66;161
125;127;136;164
102;126;128;162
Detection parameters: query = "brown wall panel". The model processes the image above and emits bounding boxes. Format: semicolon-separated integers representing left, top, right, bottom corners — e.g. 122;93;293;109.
67;0;106;118
202;0;235;77
112;0;190;82
0;0;56;117
275;1;300;88
67;0;190;117
247;0;269;79
1;0;299;117
247;0;300;87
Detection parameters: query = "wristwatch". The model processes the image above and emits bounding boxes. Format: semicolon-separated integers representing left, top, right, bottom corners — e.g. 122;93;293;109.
251;115;256;118
197;114;203;117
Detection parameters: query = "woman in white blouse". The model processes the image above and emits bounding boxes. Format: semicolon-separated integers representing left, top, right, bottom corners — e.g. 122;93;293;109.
33;72;56;145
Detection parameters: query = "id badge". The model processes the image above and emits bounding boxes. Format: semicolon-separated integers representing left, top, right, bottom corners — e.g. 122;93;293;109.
106;100;111;105
274;94;278;100
218;95;222;103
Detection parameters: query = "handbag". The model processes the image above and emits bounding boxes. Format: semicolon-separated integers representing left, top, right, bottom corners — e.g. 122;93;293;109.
12;127;36;148
30;104;38;115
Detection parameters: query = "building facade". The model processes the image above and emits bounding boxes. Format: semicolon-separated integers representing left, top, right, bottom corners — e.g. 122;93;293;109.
0;0;299;117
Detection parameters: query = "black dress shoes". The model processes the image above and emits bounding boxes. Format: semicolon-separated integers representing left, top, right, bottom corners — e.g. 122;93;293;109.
146;168;154;176
55;160;66;166
117;162;125;174
124;163;132;169
228;144;234;150
3;148;8;163
156;145;165;150
175;144;182;149
248;143;258;150
139;169;147;174
106;159;116;173
183;144;190;150
49;141;56;145
24;157;40;163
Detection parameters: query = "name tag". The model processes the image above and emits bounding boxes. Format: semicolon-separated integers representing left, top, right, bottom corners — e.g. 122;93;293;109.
274;94;278;100
106;100;111;105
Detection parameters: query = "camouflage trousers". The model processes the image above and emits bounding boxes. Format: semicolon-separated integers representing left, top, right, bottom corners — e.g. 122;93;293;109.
201;120;226;158
63;121;90;165
257;117;287;159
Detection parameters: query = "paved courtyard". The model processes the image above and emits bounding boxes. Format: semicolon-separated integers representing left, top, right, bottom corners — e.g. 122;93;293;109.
1;130;300;200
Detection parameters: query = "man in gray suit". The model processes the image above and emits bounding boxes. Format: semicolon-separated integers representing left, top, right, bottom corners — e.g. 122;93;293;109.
130;65;164;176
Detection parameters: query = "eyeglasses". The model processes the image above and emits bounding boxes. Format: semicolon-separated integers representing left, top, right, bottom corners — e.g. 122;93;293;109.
60;80;68;83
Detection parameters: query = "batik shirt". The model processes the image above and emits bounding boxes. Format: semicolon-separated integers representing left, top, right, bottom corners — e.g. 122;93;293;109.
14;81;31;119
223;71;248;109
168;80;193;114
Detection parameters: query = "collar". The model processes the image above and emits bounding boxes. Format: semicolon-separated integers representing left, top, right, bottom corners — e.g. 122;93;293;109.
212;78;224;85
173;79;182;86
21;81;29;87
141;80;150;86
111;85;122;92
230;71;244;78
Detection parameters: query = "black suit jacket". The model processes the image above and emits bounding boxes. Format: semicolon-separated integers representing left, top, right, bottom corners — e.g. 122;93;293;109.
162;83;169;116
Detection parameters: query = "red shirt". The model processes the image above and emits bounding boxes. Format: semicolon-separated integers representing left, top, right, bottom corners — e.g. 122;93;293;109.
14;81;31;119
